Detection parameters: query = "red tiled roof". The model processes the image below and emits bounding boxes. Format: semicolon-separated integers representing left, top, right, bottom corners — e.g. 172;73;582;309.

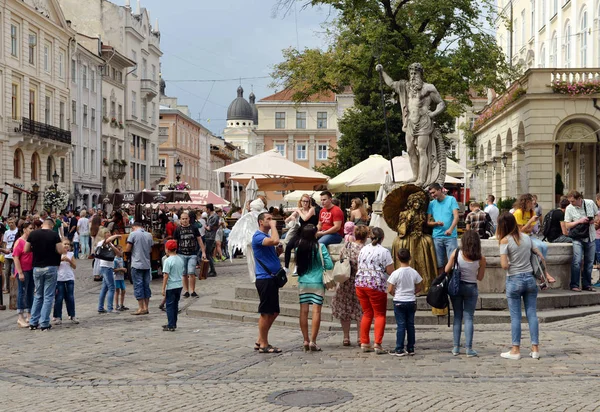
259;88;336;103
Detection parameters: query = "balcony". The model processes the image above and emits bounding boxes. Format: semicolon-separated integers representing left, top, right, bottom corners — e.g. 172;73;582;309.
8;117;71;152
158;126;168;143
150;165;167;182
141;78;158;100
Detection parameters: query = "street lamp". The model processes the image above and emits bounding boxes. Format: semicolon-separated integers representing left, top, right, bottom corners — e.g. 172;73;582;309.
32;183;40;195
481;162;488;173
52;171;60;190
174;158;183;182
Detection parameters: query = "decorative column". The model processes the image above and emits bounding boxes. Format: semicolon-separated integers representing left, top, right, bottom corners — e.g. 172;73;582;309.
308;135;316;168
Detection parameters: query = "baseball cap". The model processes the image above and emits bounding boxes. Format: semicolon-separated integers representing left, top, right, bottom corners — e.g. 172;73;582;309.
165;239;178;251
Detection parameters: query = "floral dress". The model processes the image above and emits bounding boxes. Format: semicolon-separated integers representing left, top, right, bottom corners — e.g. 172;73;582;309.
331;241;363;321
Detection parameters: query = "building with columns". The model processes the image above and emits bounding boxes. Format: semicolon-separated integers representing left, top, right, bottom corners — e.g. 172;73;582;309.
1;0;74;215
57;0;162;192
70;40;103;209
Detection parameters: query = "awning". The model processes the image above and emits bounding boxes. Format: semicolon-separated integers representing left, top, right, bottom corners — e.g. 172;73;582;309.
162;190;230;209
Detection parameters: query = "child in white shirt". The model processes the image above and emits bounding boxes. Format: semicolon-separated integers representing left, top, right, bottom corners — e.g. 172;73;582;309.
73;232;80;259
387;248;422;357
53;240;79;325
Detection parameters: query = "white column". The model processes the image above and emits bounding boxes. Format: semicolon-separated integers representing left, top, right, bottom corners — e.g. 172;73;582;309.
308;135;316;169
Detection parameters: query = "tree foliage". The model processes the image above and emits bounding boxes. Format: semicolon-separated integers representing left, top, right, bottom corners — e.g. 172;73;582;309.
272;0;515;173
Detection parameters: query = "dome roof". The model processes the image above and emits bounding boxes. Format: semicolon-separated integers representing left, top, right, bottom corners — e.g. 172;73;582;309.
249;92;258;125
227;86;253;121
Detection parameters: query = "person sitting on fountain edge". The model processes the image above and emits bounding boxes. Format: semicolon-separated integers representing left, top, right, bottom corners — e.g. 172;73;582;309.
316;191;344;246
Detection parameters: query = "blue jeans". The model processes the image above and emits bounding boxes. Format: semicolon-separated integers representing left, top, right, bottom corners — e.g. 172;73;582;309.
450;282;478;349
54;280;75;319
98;266;115;311
393;301;416;352
506;273;539;346
531;237;548;259
29;266;58;328
318;233;343;246
132;267;151;300
571;240;595;289
166;287;182;328
433;237;458;268
73;242;79;259
596;239;600;265
17;270;34;314
179;254;197;276
79;234;90;257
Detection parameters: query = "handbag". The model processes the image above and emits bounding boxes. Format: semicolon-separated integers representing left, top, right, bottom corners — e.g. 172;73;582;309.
447;248;461;297
568;200;591;240
255;257;288;288
94;241;115;261
318;244;336;290
530;252;548;290
332;243;351;284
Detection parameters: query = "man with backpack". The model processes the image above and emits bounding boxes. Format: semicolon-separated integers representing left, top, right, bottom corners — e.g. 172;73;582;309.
542;198;572;244
203;203;219;277
465;202;492;239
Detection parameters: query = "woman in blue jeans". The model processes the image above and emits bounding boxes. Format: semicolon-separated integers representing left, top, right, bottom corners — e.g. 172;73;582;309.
97;232;122;313
497;212;544;360
445;230;486;357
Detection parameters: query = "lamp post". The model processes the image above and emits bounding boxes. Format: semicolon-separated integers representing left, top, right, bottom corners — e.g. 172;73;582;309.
30;183;40;213
52;171;60;191
174;158;183;183
481;162;488;173
501;153;508;167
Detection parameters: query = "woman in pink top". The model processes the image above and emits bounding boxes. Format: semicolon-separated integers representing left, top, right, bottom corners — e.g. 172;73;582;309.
13;222;34;328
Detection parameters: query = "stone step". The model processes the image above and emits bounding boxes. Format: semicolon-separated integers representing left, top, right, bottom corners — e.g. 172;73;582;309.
205;297;600;325
234;285;600;311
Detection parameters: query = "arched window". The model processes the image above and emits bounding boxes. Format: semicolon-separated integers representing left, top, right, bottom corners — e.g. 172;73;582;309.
550;32;557;66
13;149;22;179
31;152;40;181
563;22;571;67
46;156;55;181
580;9;588;67
539;43;546;68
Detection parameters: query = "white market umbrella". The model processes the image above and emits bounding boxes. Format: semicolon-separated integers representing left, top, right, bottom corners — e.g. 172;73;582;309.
283;190;321;204
245;177;259;209
215;149;328;191
328;154;389;192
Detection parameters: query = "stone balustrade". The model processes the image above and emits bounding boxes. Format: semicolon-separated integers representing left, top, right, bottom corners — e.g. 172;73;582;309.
284;239;574;293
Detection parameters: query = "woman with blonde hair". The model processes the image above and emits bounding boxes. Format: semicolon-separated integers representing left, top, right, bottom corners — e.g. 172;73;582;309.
284;194;318;270
349;198;369;226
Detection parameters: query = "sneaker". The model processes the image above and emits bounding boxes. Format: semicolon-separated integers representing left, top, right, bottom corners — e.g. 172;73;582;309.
98;309;107;313
69;317;80;324
207;272;217;278
52;318;62;325
500;351;521;360
407;350;415;356
40;325;52;331
29;324;39;330
529;351;540;359
121;306;129;311
390;349;408;357
452;346;460;356
191;291;198;298
115;305;122;311
183;292;190;298
592;282;600;288
466;349;478;358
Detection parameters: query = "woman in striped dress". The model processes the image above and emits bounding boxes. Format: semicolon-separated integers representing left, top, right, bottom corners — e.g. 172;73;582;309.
295;224;334;352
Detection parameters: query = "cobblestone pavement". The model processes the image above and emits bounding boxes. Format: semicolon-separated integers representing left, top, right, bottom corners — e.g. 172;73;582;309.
1;257;599;411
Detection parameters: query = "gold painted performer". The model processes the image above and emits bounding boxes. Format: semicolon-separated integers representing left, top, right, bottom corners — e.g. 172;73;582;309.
391;191;437;295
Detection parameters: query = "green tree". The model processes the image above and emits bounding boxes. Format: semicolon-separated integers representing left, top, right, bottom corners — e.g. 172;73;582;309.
272;0;515;174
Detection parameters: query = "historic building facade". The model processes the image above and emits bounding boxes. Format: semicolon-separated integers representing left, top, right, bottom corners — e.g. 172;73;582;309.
58;0;162;192
0;0;74;215
70;41;103;209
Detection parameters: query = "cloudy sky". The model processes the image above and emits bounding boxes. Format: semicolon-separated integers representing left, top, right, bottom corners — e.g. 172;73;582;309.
111;0;334;135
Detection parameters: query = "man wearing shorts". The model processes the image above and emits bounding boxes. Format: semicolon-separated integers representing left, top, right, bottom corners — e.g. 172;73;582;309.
173;211;207;298
251;212;282;353
427;183;459;274
125;222;153;315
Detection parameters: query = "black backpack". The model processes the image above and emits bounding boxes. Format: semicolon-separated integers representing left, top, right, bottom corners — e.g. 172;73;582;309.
542;208;559;241
426;272;452;327
477;212;494;239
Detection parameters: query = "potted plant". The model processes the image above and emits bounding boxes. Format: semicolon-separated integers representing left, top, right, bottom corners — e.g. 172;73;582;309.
103;158;109;166
120;159;128;166
118;121;124;129
555;173;564;204
110;117;117;127
102;116;109;123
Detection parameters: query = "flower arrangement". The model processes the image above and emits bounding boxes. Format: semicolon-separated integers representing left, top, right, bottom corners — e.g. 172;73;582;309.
120;159;128;166
118;121;124;129
110;117;118;127
165;181;191;190
473;86;526;131
43;188;69;212
551;79;600;96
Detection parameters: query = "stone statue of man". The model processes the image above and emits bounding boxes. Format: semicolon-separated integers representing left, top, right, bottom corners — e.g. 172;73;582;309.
376;63;446;187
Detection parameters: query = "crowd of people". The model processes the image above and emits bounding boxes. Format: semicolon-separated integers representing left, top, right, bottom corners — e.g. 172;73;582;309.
250;188;600;360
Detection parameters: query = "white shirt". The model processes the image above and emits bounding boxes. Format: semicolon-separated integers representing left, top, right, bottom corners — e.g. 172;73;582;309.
387;267;422;302
77;217;90;235
73;232;79;243
57;252;75;282
198;218;207;237
484;204;499;227
3;228;18;259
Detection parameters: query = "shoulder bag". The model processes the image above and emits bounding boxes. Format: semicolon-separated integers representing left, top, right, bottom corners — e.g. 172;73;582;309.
94;241;116;262
332;242;351;284
318;245;336;290
255;257;287;288
568;200;591;240
447;247;461;297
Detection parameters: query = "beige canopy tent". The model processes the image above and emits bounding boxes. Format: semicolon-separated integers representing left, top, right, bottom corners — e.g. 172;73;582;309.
215;149;329;191
283;190;321;204
329;154;462;193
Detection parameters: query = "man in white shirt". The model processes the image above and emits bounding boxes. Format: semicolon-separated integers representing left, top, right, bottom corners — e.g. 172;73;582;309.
484;195;499;231
1;218;18;293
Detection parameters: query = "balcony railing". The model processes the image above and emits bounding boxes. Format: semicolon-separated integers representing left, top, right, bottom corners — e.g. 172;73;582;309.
19;117;71;144
141;79;158;100
150;165;167;179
